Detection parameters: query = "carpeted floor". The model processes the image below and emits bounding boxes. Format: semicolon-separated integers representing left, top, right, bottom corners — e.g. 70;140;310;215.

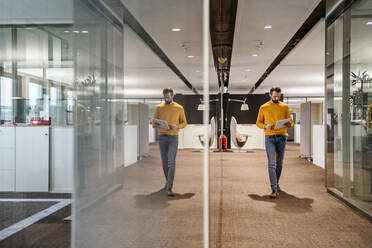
73;143;372;248
0;204;71;248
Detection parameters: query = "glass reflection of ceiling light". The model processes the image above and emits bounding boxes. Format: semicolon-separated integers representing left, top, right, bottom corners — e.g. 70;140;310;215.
264;25;272;29
171;28;182;32
252;54;258;57
82;30;89;33
197;104;205;111
241;104;249;111
73;30;80;33
187;55;195;58
64;30;70;33
366;21;372;25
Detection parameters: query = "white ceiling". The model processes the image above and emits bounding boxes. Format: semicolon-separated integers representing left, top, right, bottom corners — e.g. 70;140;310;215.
121;0;325;98
123;25;189;97
121;0;208;98
254;18;325;96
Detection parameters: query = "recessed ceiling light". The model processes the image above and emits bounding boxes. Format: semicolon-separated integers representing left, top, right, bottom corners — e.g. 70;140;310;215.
366;21;372;25
252;54;258;57
172;28;182;32
264;25;272;29
73;30;80;33
82;30;89;33
64;30;70;33
187;55;194;58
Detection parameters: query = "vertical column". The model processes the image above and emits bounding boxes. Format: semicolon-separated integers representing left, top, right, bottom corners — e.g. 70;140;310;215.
11;27;18;123
325;23;335;188
342;10;351;197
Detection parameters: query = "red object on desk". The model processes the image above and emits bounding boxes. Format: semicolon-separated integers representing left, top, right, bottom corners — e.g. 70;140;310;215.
30;117;51;126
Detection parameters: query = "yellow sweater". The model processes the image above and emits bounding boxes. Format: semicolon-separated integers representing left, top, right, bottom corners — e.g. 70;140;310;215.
152;102;187;135
256;101;294;136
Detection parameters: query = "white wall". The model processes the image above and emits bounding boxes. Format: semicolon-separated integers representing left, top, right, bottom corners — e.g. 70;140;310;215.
177;124;265;150
178;125;217;149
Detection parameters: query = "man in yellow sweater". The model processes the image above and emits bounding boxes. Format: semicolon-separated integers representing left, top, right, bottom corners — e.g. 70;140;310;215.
153;88;187;196
256;86;293;199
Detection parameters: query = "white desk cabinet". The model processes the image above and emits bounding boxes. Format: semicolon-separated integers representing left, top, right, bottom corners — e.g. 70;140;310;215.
15;126;49;192
50;126;74;193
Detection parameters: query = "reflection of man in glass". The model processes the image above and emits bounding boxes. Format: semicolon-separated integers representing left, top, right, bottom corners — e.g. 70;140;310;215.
256;86;293;199
153;88;187;196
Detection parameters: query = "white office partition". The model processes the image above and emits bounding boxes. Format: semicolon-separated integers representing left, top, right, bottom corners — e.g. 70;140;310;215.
312;125;325;168
138;103;149;157
294;124;301;143
149;124;156;143
300;102;312;158
124;125;138;167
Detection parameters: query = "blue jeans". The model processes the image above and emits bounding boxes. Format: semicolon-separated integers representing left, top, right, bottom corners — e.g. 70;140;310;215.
265;135;287;192
159;135;179;191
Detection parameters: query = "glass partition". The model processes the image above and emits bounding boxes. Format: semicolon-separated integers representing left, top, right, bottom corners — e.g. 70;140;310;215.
73;0;206;247
0;2;75;247
0;0;209;247
326;0;372;217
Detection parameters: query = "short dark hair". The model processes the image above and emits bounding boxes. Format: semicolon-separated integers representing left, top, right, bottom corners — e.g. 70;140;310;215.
270;86;281;94
163;88;174;95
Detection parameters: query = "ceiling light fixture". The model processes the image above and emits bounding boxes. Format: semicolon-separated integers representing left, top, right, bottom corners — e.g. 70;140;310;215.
187;55;195;58
73;30;80;33
367;21;372;25
64;30;70;33
196;70;201;73
252;54;258;57
264;25;272;29
218;57;228;64
172;28;182;32
82;30;89;33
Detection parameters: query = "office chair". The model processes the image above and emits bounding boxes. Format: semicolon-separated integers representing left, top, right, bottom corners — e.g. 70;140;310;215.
230;116;249;152
197;116;216;148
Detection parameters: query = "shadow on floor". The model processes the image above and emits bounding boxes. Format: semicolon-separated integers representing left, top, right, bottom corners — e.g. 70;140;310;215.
134;189;195;210
248;191;314;213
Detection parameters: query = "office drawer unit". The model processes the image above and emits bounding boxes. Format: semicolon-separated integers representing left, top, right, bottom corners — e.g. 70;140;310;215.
0;127;16;191
15;126;49;192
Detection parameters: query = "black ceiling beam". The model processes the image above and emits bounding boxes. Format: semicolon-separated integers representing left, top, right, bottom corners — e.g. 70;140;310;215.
121;4;199;94
248;0;326;94
210;0;239;89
